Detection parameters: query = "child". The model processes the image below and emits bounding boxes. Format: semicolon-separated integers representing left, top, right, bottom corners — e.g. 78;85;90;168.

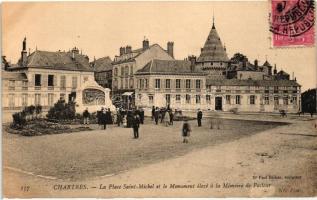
182;119;191;143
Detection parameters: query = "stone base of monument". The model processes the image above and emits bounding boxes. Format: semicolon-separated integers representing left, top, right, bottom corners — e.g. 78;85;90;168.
75;80;115;114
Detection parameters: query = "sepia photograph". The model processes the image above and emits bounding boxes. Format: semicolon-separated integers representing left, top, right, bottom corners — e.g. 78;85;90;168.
1;0;316;198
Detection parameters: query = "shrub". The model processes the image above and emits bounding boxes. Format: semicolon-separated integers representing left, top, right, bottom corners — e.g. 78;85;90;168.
12;112;27;129
47;99;76;121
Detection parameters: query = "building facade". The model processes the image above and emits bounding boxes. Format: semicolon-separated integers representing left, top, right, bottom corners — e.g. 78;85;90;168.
92;56;113;88
135;59;207;110
133;19;301;113
111;39;174;108
2;38;114;122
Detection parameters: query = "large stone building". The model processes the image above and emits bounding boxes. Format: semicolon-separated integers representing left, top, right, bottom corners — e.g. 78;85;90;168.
92;56;113;88
111;39;174;108
134;19;301;113
2;38;114;122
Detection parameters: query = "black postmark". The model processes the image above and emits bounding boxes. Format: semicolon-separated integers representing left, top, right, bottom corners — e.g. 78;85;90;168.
270;0;315;37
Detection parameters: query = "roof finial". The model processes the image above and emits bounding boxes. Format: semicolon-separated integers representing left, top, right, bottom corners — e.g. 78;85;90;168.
212;13;215;29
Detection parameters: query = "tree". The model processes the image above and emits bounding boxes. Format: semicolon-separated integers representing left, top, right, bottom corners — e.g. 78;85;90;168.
301;88;316;116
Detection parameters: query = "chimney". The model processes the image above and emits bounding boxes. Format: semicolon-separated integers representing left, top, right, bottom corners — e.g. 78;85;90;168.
143;39;149;50
119;47;125;56
71;47;79;59
242;57;247;69
273;64;277;75
126;45;132;54
188;55;196;71
254;59;258;70
167;41;174;58
21;37;28;66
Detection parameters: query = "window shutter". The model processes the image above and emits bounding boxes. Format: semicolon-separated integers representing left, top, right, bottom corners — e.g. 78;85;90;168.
54;75;57;86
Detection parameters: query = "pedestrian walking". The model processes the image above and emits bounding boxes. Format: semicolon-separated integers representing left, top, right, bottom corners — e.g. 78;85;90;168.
116;110;122;127
97;108;104;129
132;114;140;139
106;108;112;125
169;110;174;125
140;108;145;124
197;109;203;127
160;108;166;123
102;108;107;130
164;111;170;127
182;120;191;143
82;107;90;127
154;107;159;125
151;106;155;121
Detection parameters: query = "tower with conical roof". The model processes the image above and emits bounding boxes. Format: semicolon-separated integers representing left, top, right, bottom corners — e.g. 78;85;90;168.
196;17;229;79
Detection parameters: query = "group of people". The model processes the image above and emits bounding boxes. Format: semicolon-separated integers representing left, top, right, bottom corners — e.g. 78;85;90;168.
151;106;174;126
82;106;207;143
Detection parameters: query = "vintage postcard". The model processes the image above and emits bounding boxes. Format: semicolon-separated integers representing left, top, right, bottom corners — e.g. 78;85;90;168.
1;1;316;198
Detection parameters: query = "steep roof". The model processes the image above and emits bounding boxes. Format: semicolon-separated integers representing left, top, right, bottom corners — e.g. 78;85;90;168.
206;79;300;87
2;71;27;80
12;50;93;72
92;56;112;72
136;59;206;75
197;20;229;63
112;44;171;65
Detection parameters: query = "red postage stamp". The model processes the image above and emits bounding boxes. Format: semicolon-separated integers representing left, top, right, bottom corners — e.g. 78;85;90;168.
270;0;315;47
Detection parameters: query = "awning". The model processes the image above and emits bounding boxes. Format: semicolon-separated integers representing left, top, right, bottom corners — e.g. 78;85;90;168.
122;92;134;96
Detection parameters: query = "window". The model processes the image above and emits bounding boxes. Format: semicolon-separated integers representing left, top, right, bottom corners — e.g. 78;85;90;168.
166;94;171;105
60;75;66;90
176;95;181;103
35;94;41;106
121;66;124;76
48;75;54;86
155;79;161;89
274;86;278;93
149;95;154;104
120;79;123;89
145;79;148;88
206;95;211;104
186;94;191;104
283;96;288;105
196;80;201;89
129;78;134;88
125;78;129;88
130;66;133;75
236;95;241;104
48;93;54;107
185;79;191;89
176;79;181;89
22;93;28;107
72;77;78;89
35;74;41;86
274;96;279;105
125;66;129;76
292;96;297;105
226;95;231;104
9;80;15;90
139;79;144;89
265;96;269;105
165;79;171;89
196;95;201;104
114;68;118;76
8;94;15;108
250;95;255;104
22;80;28;90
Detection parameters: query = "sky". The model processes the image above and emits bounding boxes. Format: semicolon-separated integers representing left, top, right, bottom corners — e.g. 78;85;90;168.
2;1;316;91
